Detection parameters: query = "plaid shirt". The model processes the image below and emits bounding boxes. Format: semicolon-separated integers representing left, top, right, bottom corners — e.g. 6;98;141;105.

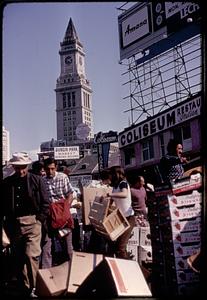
167;163;184;181
160;154;184;182
44;171;74;203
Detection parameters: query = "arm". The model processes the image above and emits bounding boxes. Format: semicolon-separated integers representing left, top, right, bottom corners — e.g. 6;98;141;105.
108;181;129;199
108;188;128;198
64;175;74;206
37;177;50;223
65;191;73;206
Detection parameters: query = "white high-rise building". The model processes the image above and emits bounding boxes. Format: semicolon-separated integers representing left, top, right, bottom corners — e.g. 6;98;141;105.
55;18;94;144
2;126;10;165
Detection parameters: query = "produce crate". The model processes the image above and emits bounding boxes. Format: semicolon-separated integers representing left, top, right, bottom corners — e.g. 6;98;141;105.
82;186;112;225
89;196;130;241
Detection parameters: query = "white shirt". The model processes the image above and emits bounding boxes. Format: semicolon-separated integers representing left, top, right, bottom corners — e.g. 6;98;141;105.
112;180;134;217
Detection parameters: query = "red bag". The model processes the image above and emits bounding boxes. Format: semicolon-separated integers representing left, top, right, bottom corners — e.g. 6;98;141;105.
49;199;74;229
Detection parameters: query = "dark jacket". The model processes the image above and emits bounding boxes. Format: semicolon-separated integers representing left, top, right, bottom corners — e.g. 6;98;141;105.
2;172;50;225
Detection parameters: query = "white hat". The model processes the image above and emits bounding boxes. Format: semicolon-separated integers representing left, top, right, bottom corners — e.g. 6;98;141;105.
9;152;32;165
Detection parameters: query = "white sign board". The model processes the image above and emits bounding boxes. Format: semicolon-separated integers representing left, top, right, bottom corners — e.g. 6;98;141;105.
121;5;150;48
118;2;200;61
54;146;80;160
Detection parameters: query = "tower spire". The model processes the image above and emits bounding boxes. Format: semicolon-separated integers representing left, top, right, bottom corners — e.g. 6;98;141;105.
63;18;79;43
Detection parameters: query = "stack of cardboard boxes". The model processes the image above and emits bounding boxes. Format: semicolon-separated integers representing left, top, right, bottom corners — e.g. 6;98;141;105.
36;251;152;297
35;185;152;297
147;174;202;296
127;224;152;267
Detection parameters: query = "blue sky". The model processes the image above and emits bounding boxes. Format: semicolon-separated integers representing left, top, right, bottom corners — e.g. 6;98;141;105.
3;2;133;158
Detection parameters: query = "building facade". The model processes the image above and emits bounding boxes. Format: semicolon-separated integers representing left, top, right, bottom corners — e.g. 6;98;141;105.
118;94;201;184
2;126;10;165
117;3;201;185
55;18;94;144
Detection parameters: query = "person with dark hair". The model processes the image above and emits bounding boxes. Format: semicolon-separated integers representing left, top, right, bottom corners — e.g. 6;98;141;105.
31;160;46;177
107;166;135;259
99;168;112;186
130;175;147;220
160;139;188;182
41;158;74;268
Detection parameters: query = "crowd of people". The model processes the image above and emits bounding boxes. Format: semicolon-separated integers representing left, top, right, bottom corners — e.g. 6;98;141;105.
1;138;200;297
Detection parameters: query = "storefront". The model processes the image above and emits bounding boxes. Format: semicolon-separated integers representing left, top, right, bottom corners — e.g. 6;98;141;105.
118;93;201;185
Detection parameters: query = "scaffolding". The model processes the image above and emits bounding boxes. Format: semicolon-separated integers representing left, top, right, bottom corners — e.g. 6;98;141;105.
120;34;201;126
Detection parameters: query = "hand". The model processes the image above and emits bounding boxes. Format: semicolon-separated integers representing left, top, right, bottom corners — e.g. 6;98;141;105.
181;156;188;163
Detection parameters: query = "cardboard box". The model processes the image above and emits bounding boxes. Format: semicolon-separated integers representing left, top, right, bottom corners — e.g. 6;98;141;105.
139;227;151;246
159;204;201;222
167;191;201;208
76;257;152;297
89;195;111;222
168;243;200;258
138;246;152;265
128;226;140;246
157;191;201;209
177;282;200;296
36;261;70;297
176;270;200;284
172;230;200;244
89;197;130;241
171;174;202;194
67;251;103;294
127;244;139;261
174;257;191;270
171;217;201;232
82;186;112;225
161;256;191;271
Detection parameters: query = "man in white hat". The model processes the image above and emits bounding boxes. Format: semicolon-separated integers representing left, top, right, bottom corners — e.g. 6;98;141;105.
2;152;50;297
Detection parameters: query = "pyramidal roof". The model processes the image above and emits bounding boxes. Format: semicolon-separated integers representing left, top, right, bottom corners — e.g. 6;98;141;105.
63;18;79;42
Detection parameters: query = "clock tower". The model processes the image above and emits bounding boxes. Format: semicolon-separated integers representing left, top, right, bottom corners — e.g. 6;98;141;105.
55;18;94;144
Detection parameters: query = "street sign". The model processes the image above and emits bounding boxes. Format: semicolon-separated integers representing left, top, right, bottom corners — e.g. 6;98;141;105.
94;131;118;144
54;146;80;160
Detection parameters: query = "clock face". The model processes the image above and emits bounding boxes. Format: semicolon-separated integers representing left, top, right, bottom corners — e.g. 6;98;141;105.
65;56;72;65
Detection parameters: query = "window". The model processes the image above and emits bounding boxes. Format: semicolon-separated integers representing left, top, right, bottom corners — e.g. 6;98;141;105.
72;92;75;107
124;147;135;166
183;125;191;140
67;93;71;107
159;134;165;157
173;128;182;143
173;123;192;151
142;139;154;161
63;100;66;108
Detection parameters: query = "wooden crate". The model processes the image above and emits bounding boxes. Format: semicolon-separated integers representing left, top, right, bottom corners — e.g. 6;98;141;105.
89;196;130;241
82;187;112;225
